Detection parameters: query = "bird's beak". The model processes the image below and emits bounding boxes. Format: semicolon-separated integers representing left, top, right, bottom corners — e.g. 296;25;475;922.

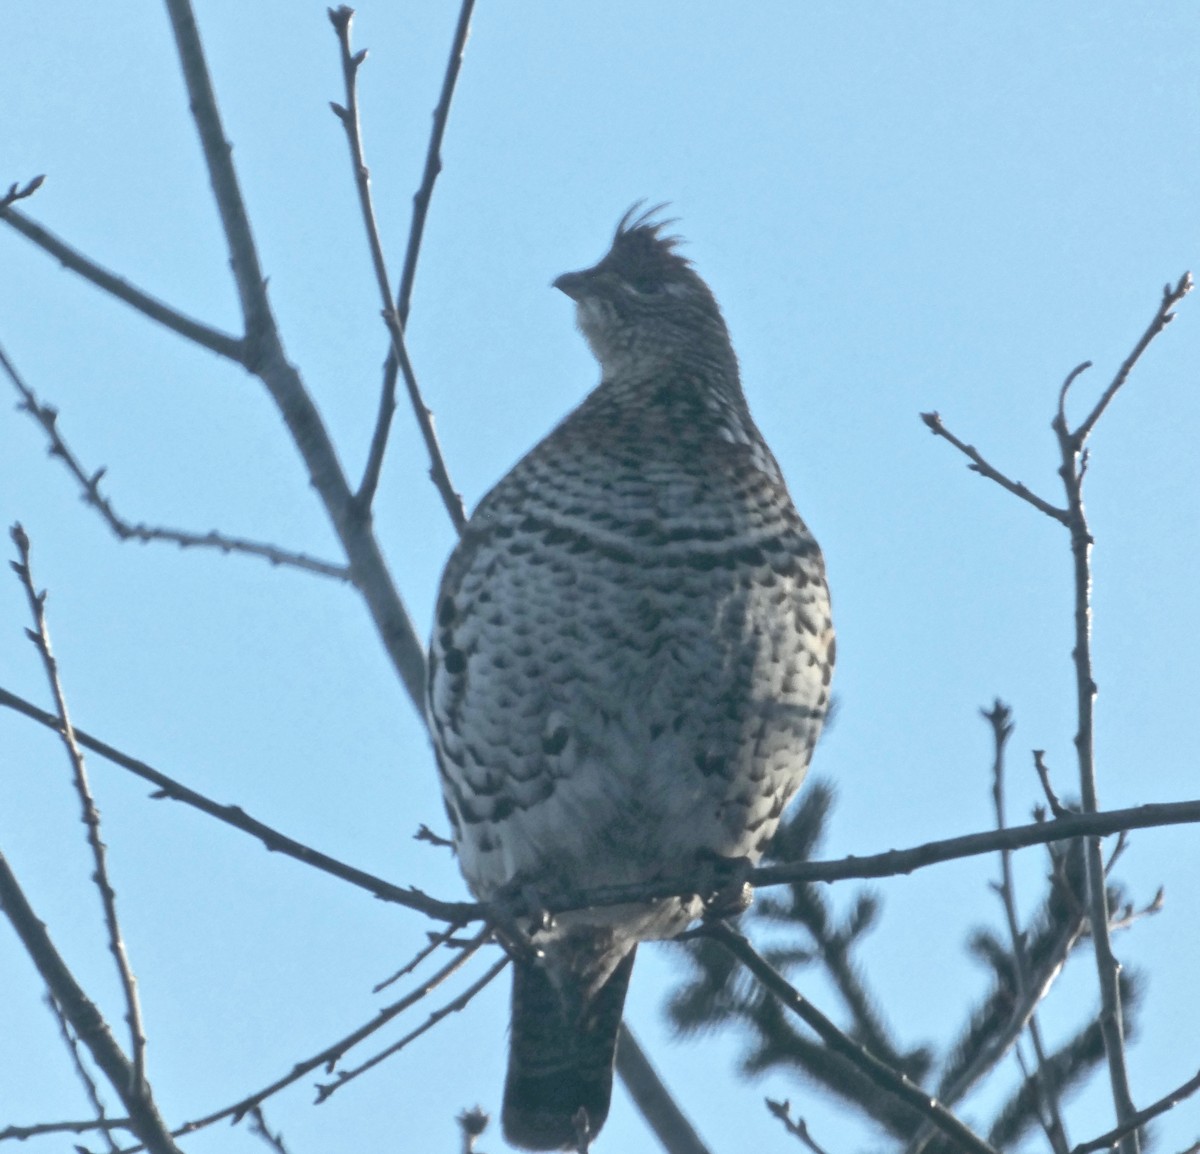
552;270;590;301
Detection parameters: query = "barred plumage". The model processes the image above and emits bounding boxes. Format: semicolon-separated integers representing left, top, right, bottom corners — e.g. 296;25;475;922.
427;207;834;1150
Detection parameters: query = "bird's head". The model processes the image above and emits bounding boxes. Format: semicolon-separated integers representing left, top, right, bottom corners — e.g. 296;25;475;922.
553;204;735;382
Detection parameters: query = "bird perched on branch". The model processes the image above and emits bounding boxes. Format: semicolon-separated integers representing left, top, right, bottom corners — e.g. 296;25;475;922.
427;206;835;1150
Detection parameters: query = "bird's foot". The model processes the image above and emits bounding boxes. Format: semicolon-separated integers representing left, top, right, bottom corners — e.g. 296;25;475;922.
693;850;755;919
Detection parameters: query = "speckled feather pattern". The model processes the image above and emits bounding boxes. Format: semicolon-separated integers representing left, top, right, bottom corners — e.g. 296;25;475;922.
425;209;834;1150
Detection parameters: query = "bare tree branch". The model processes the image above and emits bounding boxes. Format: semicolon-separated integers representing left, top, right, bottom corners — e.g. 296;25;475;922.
45;995;122;1154
327;6;466;525
363;0;477;522
1;343;352;582
161;0;429;709
766;1099;834;1154
0;685;473;922
1069;274;1192;446
920;410;1068;523
1034;750;1070;819
1;174;45;208
703;921;1000;1154
0;206;244;360
0;846;185;1154
373;920;468;993
985;701;1069;1154
150;926;495;1147
314;953;508;1102
0;1118;131;1145
1072;1068;1200;1154
11;525;149;1093
615;1026;714;1154
5;680;1199;927
1046;277;1190;1153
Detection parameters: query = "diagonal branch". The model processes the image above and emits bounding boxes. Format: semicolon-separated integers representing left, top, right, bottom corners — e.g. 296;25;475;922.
314;952;508;1102
162;0;429;709
0;846;185;1154
362;0;476;527
45;994;123;1154
155;927;495;1147
0;685;473;923
1;342;352;582
1071;1068;1200;1154
328;7;466;525
394;0;475;332
0;206;245;361
10;526;149;1093
920;411;1068;523
616;1026;714;1154
703;920;1000;1154
1070;274;1192;446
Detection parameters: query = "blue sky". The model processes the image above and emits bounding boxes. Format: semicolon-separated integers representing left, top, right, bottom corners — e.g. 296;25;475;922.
2;4;1199;1152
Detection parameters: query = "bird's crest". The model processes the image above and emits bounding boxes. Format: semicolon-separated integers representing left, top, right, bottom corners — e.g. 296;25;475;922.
604;202;691;292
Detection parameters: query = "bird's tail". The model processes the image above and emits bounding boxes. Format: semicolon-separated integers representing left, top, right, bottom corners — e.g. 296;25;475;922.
502;945;637;1151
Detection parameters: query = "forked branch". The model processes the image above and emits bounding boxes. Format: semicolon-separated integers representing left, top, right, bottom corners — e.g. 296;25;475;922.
328;6;466;525
10;526;149;1093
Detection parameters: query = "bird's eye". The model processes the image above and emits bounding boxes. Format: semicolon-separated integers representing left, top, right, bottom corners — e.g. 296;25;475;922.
624;276;665;296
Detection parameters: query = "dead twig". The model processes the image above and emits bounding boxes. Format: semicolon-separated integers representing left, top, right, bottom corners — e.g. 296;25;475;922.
0;684;472;923
151;927;496;1146
0;846;184;1154
11;525;149;1094
766;1098;834;1154
919;411;1068;523
328;6;466;526
703;920;999;1154
0;343;352;582
0;207;243;360
314;953;508;1102
0;174;45;208
44;995;122;1154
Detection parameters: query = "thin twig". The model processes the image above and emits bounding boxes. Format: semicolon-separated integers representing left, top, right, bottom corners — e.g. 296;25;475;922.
1;174;45;208
45;995;122;1154
364;0;476;524
0;207;244;361
327;7;466;525
0;1118;131;1144
1072;1068;1200;1154
1034;750;1070;819
920;411;1069;523
11;525;149;1093
394;0;475;331
1071;274;1193;446
986;701;1069;1154
0;342;352;582
151;927;495;1147
314;953;508;1102
766;1098;833;1154
0;846;184;1154
0;685;472;922
703;921;1000;1154
373;920;467;993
